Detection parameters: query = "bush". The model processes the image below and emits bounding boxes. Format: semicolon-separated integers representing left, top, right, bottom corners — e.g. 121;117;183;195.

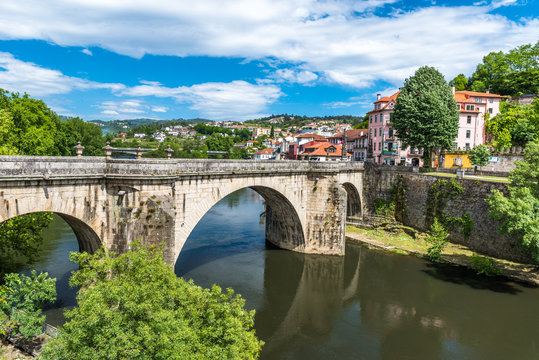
470;254;503;276
426;218;449;262
0;271;56;339
41;243;263;360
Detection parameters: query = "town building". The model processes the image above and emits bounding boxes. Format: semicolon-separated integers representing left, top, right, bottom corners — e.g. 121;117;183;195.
253;148;275;160
287;133;327;160
297;141;351;161
367;88;506;165
328;129;368;161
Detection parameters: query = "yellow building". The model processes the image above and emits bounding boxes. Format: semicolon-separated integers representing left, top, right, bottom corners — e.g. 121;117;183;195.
442;152;472;168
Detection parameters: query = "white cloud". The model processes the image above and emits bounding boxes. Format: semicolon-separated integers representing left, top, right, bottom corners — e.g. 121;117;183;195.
0;1;536;89
81;48;92;56
273;68;318;84
152;106;168;112
0;52;124;96
123;80;282;120
98;100;146;116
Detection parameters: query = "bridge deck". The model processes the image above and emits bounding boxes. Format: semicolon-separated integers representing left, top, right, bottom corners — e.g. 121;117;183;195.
0;156;364;179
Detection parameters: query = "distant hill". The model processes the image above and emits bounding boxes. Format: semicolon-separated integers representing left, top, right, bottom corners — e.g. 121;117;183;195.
244;114;365;127
87;118;212;134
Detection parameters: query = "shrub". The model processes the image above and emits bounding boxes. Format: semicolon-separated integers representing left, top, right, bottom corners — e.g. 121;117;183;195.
470;254;503;276
426;218;449;262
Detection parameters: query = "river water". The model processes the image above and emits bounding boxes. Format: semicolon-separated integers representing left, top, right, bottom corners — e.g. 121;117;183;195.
22;188;539;359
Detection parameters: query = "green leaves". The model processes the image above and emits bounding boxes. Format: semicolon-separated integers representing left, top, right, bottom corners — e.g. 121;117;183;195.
487;140;539;261
392;66;459;162
0;271;56;339
0;212;53;276
469;145;490;167
41;244;263;360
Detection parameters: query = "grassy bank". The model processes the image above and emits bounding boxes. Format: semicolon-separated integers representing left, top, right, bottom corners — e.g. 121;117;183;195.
346;225;539;286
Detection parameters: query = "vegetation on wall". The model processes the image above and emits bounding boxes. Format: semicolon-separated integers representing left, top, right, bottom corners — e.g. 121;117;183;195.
425;179;474;240
487;140;539;262
485;100;538;149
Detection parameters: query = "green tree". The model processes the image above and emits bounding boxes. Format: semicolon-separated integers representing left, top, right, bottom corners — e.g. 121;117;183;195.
41;244;263;360
486;100;538;148
471;41;539;96
391;66;459;167
0;109;18;155
487;140;539;261
469;144;490;167
426;218;449;263
0;271;56;339
0;212;53;276
56;117;106;156
228;147;250;159
206;133;234;152
449;74;469;91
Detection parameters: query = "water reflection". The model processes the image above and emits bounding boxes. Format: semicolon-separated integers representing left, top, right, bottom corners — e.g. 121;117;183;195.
14;188;539;359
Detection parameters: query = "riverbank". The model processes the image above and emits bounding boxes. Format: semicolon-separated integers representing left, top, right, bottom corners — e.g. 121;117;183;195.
346;225;539;286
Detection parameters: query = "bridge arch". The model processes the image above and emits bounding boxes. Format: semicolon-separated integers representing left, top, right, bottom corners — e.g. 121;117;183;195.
342;182;362;218
0;211;102;254
174;180;307;263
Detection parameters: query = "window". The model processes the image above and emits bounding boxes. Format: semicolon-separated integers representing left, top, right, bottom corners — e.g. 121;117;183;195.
378;142;381;151
466;130;471;138
474;97;482;102
388;128;394;138
379;128;382;136
370;116;372;124
375;115;378;123
465;143;470;150
467;116;471;124
453;142;458;150
489;98;493;103
457;104;461;110
488;108;493;114
466;104;475;111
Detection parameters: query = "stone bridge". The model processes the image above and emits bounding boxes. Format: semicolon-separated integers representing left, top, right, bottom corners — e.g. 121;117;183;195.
0;156;365;264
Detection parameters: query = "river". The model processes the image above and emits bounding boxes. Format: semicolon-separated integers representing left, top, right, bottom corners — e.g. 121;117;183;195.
22;188;539;359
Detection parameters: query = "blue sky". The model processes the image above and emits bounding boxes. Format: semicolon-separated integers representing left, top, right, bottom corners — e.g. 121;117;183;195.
0;0;537;121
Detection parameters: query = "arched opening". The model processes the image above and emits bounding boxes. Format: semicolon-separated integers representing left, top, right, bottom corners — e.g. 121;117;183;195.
342;182;362;219
0;212;101;325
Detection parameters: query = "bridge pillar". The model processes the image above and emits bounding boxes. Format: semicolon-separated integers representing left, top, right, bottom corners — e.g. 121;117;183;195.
302;175;348;255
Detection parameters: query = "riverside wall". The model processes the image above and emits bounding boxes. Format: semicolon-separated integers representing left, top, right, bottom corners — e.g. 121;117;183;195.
362;164;531;263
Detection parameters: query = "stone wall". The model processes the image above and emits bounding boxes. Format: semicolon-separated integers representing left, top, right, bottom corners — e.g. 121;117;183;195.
363;167;531;263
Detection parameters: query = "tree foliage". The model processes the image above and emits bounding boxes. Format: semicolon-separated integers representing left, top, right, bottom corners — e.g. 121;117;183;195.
471;41;539;96
0;212;53;276
391;66;459;166
0;271;56;339
449;74;469;91
426;218;449;263
487;140;539;261
469;144;490;167
486;100;539;148
41;244;263;360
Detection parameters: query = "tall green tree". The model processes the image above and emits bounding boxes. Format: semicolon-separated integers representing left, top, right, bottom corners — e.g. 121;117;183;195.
391;66;459;167
56;117;105;156
449;74;469;91
41;244;263;360
471;41;539;96
487;140;539;261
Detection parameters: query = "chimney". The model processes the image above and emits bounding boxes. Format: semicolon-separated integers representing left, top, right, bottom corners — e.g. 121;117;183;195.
376;93;381;100
451;85;455;95
486;90;490;94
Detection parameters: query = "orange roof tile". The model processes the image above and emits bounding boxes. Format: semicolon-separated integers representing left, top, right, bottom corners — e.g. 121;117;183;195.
456;90;507;98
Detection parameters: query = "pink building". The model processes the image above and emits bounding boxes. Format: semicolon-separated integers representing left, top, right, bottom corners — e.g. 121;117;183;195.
367;88;506;165
453;89;506;150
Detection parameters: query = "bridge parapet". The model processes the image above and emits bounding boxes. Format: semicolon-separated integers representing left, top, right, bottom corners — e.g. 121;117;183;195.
0;156;363;179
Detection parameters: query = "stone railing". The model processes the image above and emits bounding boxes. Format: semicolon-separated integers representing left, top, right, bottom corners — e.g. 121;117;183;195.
0;156;364;179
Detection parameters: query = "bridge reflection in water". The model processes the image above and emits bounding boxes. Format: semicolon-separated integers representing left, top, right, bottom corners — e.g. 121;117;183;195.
11;187;539;359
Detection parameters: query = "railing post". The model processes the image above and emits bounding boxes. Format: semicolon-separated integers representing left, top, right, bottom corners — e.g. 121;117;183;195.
74;141;84;157
165;145;174;159
102;141;113;159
